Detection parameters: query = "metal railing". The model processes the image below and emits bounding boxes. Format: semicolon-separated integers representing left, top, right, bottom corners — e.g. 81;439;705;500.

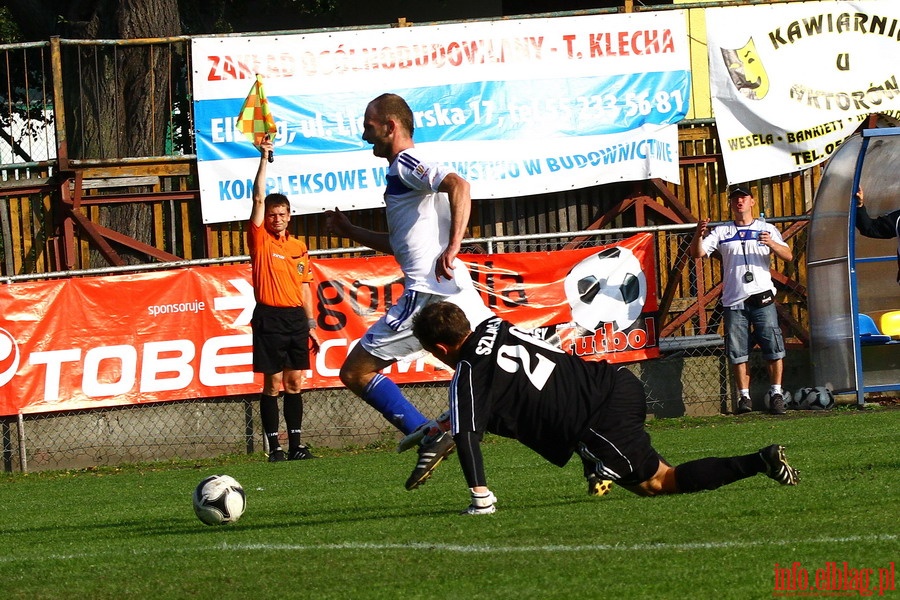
0;219;810;472
0;13;817;472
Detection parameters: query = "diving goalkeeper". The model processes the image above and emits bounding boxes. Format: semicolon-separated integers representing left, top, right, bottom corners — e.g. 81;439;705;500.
412;302;800;515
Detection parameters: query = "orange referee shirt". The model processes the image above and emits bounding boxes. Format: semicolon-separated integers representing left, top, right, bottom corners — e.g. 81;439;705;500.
247;220;313;308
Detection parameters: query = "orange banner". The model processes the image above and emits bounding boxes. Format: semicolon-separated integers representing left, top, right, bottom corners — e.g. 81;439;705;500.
0;234;657;416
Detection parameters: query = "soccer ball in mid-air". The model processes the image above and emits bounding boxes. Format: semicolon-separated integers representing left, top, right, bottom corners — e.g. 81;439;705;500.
795;386;835;410
564;246;647;332
192;474;246;525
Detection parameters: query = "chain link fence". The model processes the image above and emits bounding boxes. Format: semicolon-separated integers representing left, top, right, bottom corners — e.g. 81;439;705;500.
1;385;450;473
0;224;811;472
4;355;784;473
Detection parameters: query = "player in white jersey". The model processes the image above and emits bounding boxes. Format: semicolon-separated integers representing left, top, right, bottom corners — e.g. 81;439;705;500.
689;185;794;415
326;93;493;490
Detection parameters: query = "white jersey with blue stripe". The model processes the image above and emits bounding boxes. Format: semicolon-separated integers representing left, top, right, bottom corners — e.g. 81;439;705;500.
700;219;787;308
385;148;464;296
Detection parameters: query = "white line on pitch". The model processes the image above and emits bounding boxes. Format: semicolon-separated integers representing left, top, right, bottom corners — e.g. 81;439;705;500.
0;533;894;563
220;533;897;554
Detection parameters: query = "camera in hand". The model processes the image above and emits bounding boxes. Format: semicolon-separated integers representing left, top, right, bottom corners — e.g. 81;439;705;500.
743;271;754;283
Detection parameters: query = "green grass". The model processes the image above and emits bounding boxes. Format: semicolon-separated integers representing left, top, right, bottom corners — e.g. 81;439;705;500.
1;408;897;599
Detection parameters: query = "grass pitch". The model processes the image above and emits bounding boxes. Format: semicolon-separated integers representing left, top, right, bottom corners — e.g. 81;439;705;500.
0;408;897;599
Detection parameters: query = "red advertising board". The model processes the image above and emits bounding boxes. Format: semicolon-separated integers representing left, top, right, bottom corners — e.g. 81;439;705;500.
0;234;657;416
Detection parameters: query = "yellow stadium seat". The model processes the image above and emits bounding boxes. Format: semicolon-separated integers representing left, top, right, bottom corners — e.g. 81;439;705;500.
880;311;900;339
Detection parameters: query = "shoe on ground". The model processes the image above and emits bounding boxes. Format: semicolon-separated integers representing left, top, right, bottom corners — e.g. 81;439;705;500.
587;474;614;497
461;503;497;515
461;491;497;515
288;445;315;460
769;393;787;415
405;431;455;490
268;449;286;462
759;444;799;485
737;396;753;414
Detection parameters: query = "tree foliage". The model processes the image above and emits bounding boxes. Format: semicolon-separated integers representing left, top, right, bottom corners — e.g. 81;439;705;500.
0;0;341;39
2;0;184;265
0;6;21;43
0;0;619;266
178;0;338;34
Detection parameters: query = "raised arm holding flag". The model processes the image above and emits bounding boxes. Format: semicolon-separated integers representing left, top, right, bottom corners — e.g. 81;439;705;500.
237;74;277;162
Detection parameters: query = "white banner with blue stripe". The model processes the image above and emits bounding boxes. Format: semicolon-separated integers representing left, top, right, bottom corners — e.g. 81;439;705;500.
192;11;690;223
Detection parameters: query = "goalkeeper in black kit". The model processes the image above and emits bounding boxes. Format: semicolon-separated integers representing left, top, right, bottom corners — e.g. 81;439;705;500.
411;302;799;515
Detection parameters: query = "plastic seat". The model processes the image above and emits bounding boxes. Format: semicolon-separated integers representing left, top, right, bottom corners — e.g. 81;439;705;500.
880;311;900;339
858;313;892;345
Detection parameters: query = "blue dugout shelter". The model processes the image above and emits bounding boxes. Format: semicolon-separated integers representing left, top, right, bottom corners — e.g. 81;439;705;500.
808;128;900;406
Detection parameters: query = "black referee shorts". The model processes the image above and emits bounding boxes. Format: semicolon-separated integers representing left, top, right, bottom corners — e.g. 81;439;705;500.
251;303;310;375
577;367;661;486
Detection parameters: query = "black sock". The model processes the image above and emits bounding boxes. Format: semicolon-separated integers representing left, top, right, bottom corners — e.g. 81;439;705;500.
260;394;281;451
673;453;765;493
283;392;304;450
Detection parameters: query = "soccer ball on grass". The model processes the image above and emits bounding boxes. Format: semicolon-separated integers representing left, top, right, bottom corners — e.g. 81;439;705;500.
192;474;246;525
795;386;835;410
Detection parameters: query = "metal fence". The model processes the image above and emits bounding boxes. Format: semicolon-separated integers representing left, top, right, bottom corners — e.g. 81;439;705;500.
0;222;810;472
0;339;763;473
0;14;819;472
0;36;193;166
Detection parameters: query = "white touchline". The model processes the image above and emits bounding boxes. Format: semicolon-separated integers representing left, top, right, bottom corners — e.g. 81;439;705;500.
218;534;897;554
2;534;894;563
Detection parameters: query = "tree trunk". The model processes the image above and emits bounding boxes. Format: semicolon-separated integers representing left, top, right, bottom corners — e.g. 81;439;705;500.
57;0;182;266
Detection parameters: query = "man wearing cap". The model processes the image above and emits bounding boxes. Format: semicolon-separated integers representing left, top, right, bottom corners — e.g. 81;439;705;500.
689;185;794;415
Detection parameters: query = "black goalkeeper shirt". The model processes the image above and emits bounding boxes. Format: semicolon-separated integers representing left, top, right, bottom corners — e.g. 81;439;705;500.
450;316;616;467
855;205;900;283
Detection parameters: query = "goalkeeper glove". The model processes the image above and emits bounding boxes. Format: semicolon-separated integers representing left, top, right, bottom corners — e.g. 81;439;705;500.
461;488;497;515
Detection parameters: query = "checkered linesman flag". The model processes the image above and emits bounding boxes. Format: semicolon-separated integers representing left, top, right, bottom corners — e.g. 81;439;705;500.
236;74;277;162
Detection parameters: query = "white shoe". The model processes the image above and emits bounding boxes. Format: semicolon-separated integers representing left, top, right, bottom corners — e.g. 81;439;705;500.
460;490;497;515
461;503;497;515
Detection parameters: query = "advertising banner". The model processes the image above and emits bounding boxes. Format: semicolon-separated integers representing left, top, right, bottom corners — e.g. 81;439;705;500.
0;235;657;416
707;0;900;183
192;11;690;222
